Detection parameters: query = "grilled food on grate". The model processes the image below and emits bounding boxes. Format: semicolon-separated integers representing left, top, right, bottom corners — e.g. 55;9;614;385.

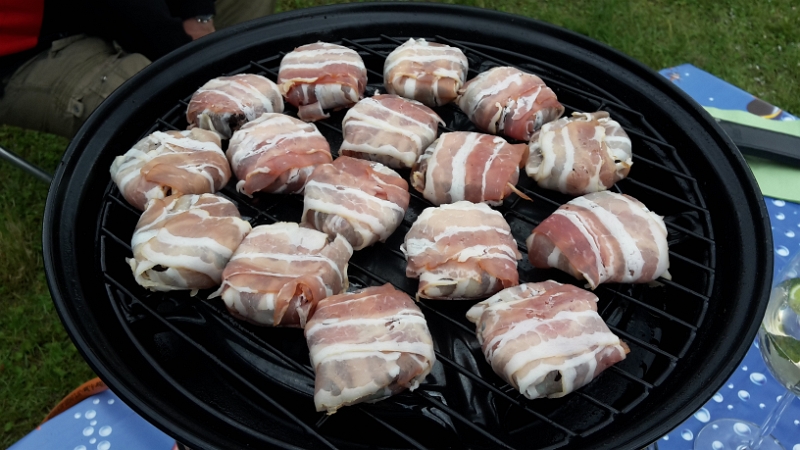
383;37;468;108
339;93;443;169
301;156;410;251
109;129;230;211
212;222;353;328
527;191;670;289
457;66;565;142
305;283;436;414
278;42;367;122
226;113;332;196
526;111;633;196
186;74;284;139
401;201;521;299
127;193;251;292
411;131;528;206
466;280;629;399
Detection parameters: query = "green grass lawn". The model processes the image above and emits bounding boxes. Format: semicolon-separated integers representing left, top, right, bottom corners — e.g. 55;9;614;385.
1;0;798;447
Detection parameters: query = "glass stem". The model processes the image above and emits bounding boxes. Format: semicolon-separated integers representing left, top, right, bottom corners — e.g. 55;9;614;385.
751;390;794;449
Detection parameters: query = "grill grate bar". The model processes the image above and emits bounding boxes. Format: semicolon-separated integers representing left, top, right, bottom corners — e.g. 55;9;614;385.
102;282;325;449
606;365;654;389
622;128;679;152
631;154;696;180
658;278;709;300
607;325;678;361
102;274;342;450
668;250;715;272
157;119;180;131
249;61;279;77
664;221;714;244
359;409;428;450
620;178;708;211
415;391;516;449
597;286;697;330
101;226;132;252
434;351;577;436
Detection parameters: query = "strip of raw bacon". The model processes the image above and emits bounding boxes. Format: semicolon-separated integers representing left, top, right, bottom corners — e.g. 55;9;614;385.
128;194;251;292
278;42;367;122
411;131;527;206
187;74;284;139
305;283;435;414
227;113;332;196
526;191;670;289
211;222;352;328
301;156;410;250
526;111;633;195
340;94;443;169
457;66;564;141
466;281;629;399
401;201;521;299
383;38;468;107
110;129;231;211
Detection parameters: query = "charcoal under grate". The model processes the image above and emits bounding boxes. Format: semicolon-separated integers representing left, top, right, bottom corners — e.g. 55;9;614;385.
45;4;770;450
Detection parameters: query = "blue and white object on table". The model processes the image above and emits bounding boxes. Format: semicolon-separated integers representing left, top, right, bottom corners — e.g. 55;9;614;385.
655;184;800;449
8;389;175;450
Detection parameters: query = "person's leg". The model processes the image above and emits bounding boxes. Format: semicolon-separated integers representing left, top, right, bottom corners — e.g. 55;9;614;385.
213;0;275;30
0;35;150;138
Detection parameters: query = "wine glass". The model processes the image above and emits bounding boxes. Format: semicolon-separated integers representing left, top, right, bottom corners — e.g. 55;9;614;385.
694;253;800;450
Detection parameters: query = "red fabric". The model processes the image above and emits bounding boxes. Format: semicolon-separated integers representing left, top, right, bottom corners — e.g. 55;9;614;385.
0;0;45;56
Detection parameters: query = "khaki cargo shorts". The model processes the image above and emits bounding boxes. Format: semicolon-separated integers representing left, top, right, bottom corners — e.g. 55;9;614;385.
0;35;151;138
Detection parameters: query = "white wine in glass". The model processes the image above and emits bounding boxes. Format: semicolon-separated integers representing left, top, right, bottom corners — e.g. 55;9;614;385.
694;257;800;450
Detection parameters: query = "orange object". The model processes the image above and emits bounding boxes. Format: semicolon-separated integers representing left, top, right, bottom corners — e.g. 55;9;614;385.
42;377;108;424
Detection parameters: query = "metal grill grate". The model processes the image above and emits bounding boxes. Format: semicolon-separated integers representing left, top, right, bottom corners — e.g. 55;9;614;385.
96;34;716;449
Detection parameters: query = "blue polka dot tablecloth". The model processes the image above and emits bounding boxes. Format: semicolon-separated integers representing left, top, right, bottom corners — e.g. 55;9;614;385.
657;198;800;450
7;389;175;450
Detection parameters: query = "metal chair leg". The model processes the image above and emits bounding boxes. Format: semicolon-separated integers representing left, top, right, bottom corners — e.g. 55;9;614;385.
0;144;53;184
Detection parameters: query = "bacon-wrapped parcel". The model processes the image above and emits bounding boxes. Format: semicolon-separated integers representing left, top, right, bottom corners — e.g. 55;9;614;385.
339;94;443;169
383;38;468;107
212;222;352;328
227;113;332;196
466;281;629;399
401;201;521;299
301;156;410;251
278;42;367;122
305;283;436;414
457;66;564;142
186;74;284;139
110;129;230;211
526;111;633;195
128;194;251;292
411;131;528;206
527;191;670;289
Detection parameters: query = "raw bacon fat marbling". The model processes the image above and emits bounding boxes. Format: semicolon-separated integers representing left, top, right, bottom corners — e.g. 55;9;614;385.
110;129;230;211
526;191;670;289
128;194;251;292
340;94;443;169
526;111;632;195
457;66;564;142
302;156;410;251
401;201;521;299
411;131;527;206
305;283;435;414
383;38;468;107
227;113;332;196
278;42;367;122
212;222;352;328
186;74;284;139
466;281;628;399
